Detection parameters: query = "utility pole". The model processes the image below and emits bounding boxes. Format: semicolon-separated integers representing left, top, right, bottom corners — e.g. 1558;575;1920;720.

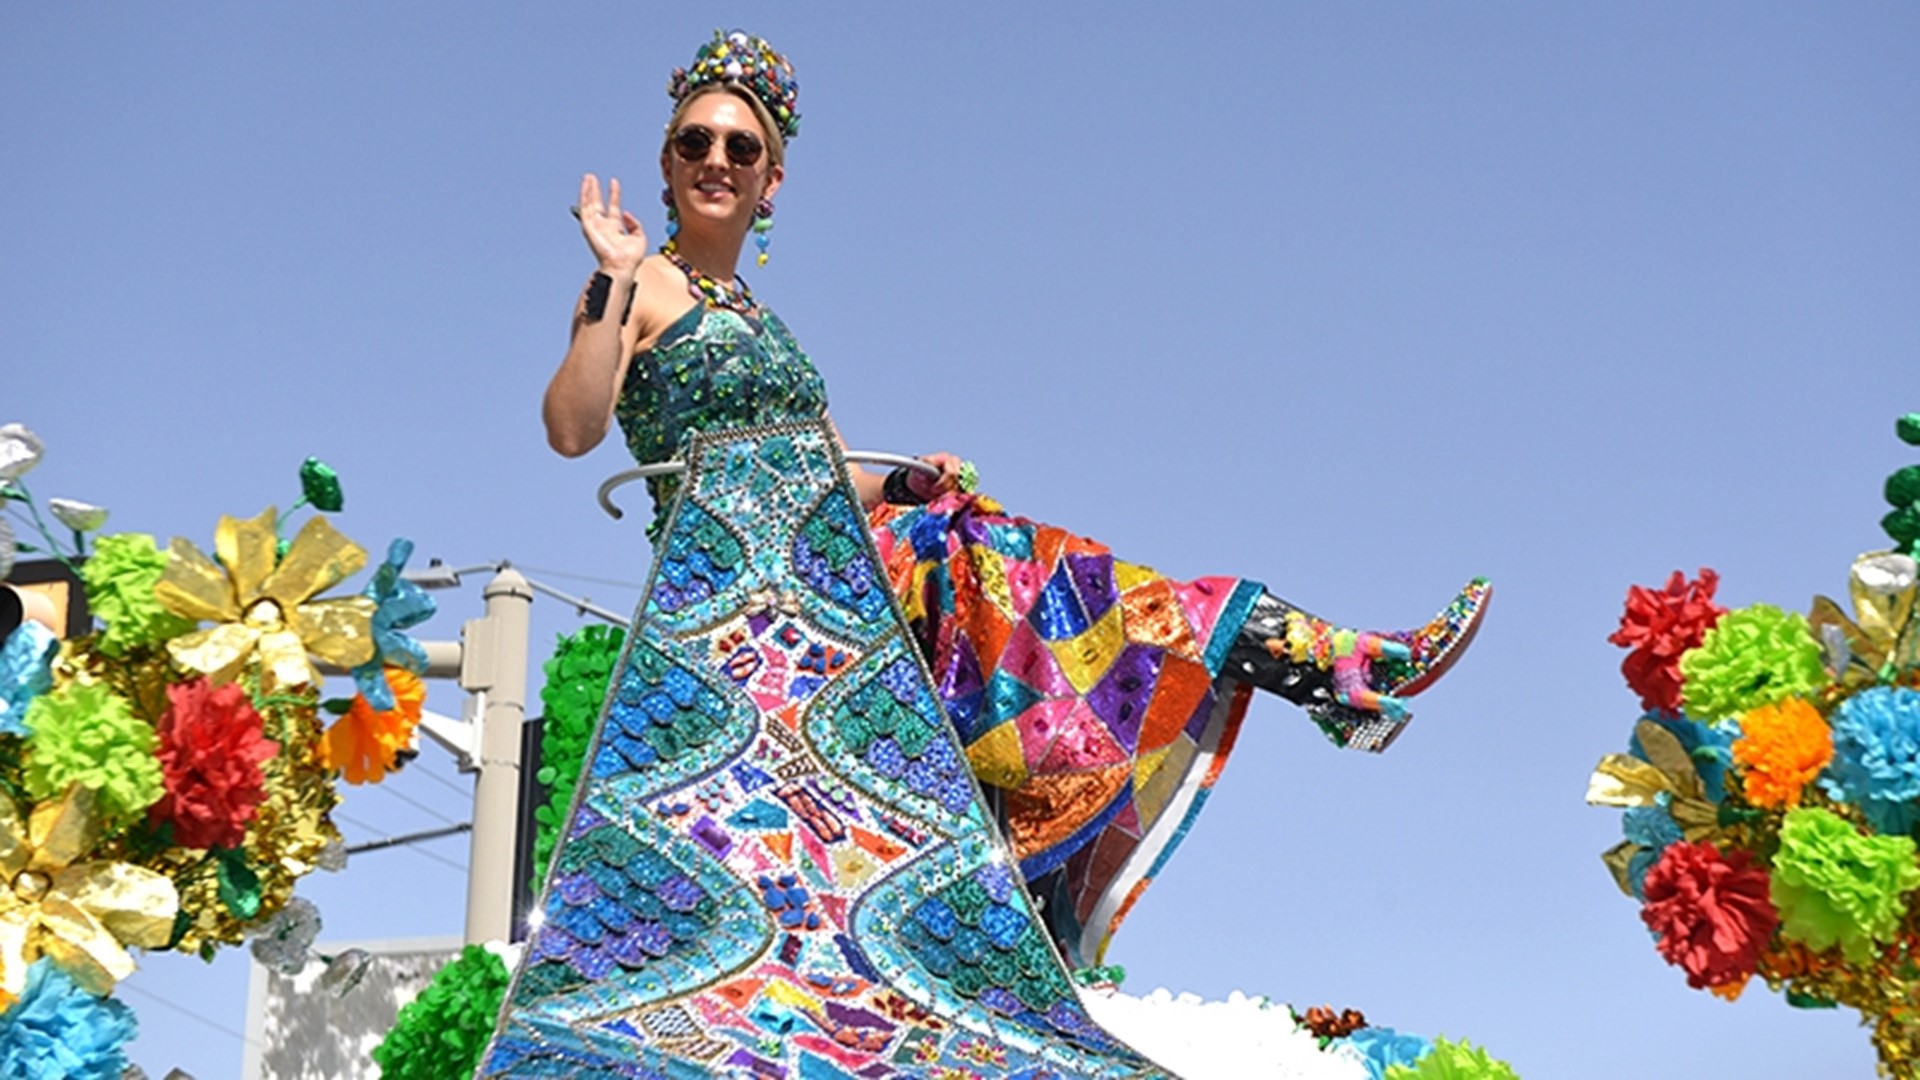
458;567;532;944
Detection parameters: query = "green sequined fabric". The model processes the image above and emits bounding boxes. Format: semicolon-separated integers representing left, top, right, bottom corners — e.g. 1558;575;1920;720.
617;302;830;541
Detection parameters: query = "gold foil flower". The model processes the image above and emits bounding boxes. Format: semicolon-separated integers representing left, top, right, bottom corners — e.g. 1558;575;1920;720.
154;507;376;691
1587;718;1722;896
0;785;179;1006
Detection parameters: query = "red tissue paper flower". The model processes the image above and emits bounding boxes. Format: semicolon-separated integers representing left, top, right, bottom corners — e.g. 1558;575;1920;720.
151;677;280;849
1640;840;1779;991
1610;568;1727;713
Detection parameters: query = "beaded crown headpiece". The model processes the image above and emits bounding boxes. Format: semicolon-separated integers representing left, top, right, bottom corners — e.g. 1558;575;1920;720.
667;29;800;142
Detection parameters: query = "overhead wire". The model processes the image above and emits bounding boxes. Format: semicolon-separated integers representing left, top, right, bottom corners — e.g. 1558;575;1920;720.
513;562;647;591
365;776;464;826
335;810;469;873
120;980;258;1046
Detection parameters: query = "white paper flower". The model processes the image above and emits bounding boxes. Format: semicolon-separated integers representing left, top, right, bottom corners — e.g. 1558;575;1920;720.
0;518;13;582
0;424;42;483
47;498;108;533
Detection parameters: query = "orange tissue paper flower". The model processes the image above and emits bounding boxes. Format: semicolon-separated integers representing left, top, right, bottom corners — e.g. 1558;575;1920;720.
1732;698;1833;809
152;678;280;849
323;667;425;785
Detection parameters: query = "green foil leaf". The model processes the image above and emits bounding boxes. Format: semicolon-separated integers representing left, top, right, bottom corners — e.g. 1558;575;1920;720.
299;457;345;513
217;849;264;921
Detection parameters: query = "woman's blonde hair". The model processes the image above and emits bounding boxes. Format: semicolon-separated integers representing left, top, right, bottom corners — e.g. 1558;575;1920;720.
661;84;786;169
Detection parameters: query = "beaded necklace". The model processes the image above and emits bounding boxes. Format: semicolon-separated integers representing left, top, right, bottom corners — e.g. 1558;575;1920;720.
662;248;757;315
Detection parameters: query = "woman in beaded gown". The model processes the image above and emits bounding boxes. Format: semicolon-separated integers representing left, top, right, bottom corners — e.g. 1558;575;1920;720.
542;31;1489;968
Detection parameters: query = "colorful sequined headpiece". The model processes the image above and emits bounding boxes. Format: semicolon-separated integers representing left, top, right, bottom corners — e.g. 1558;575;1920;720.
667;29;800;142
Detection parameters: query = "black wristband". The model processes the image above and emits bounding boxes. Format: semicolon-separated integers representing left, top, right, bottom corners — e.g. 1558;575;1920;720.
883;467;927;506
619;281;637;325
582;272;613;323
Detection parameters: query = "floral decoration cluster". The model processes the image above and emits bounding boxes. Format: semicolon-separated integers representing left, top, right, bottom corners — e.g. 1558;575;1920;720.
1588;413;1920;1076
0;423;434;1075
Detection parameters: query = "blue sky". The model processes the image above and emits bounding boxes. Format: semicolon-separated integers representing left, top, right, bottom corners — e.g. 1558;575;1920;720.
5;3;1917;1076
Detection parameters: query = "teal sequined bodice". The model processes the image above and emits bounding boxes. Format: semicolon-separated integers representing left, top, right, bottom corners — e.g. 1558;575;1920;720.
616;302;830;539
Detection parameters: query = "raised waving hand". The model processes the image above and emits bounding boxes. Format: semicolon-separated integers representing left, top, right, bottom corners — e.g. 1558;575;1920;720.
576;174;649;274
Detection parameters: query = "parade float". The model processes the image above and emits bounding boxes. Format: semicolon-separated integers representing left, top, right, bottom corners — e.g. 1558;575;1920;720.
0;419;1514;1077
1588;413;1920;1077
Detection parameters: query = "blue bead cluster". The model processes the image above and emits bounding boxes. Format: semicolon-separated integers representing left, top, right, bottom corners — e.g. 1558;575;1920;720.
593;644;729;777
832;657;974;817
515;816;726;1002
758;873;822;930
652;503;744;614
896;863;1129;1056
794;489;887;623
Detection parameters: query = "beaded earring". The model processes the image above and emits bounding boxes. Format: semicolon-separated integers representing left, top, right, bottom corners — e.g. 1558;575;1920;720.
662;188;680;253
752;198;775;266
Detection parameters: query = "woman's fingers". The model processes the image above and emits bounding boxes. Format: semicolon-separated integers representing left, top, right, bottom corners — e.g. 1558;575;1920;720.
621;210;643;236
608;176;623;219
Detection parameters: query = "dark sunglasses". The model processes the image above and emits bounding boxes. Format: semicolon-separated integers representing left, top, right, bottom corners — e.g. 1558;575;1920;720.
671;125;764;168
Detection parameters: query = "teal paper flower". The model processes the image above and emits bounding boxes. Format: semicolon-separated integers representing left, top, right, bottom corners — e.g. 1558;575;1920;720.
0;959;138;1080
1820;686;1920;835
350;538;436;710
1342;1027;1433;1080
0;624;57;738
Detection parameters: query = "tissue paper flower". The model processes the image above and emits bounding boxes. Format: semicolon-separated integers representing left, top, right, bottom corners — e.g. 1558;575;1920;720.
0;624;58;738
0;959;137;1080
371;943;509;1080
1770;807;1920;964
151;678;279;850
1610;569;1726;713
1678;603;1827;723
1639;841;1779;990
1383;1037;1519;1080
1820;686;1920;835
79;534;196;657
21;682;162;830
1730;698;1831;810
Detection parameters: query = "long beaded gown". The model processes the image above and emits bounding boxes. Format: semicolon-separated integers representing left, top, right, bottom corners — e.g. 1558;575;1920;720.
620;301;1276;967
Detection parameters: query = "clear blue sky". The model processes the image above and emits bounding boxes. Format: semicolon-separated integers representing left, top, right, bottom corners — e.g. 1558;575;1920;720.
6;3;1916;1076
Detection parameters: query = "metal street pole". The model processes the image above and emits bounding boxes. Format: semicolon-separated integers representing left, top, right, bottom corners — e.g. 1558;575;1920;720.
462;567;531;944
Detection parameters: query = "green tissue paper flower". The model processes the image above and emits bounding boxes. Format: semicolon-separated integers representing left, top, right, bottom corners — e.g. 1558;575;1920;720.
1771;807;1920;965
22;681;163;827
81;533;196;656
532;624;625;884
371;944;508;1080
1678;603;1827;723
1385;1037;1521;1080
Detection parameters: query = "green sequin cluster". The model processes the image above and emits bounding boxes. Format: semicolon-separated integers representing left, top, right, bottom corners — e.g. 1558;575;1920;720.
617;305;828;542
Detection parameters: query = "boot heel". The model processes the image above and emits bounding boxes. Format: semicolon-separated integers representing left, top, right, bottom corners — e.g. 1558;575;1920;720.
1309;702;1410;753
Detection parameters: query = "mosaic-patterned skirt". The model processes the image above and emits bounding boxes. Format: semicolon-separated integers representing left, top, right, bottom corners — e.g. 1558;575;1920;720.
870;496;1263;966
486;423;1173;1077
